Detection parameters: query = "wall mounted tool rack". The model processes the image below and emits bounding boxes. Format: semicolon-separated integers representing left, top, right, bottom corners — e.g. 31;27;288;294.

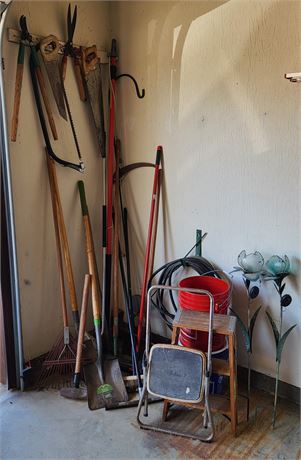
7;27;109;64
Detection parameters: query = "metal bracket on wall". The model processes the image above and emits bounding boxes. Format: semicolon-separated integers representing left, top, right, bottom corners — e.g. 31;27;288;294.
7;27;109;64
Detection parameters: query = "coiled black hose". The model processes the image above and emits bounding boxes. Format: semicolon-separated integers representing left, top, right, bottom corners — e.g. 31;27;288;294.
147;255;223;329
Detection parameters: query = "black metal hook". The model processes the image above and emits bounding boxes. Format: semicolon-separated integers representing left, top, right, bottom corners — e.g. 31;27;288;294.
116;73;145;99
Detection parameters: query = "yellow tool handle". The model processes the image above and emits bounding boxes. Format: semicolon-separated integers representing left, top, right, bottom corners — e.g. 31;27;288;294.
11;63;24;142
75;274;91;375
83;215;102;321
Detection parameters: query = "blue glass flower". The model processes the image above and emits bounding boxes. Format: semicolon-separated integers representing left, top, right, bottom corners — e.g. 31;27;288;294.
235;250;265;281
266;255;290;278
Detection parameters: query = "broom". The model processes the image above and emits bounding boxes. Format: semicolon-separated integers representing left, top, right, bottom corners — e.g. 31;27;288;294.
36;156;77;389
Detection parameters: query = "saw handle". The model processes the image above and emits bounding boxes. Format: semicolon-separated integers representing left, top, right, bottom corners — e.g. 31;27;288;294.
73;50;86;101
74;274;91;388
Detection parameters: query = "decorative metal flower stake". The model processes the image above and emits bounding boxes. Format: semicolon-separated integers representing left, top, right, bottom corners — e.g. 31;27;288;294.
231;251;264;419
264;255;296;428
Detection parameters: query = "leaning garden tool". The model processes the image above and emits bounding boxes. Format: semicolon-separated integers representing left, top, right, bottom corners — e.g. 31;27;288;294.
30;51;83;335
137;146;162;352
50;157;80;331
20;16;58;140
60;274;91;400
39;35;67;120
78;180;102;335
29;52;84;171
36;154;77;389
61;3;86;101
104;39;145;335
137;285;215;442
78;180;128;410
112;140;121;356
82;45;106;157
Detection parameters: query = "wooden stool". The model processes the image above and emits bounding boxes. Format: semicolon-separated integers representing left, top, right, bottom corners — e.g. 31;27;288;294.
162;309;238;436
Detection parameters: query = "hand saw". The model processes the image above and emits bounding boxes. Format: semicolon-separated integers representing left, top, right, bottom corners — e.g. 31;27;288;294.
82;45;106;157
40;35;67;121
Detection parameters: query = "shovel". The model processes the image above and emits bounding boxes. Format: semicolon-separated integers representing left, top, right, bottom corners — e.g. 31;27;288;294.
78;181;128;410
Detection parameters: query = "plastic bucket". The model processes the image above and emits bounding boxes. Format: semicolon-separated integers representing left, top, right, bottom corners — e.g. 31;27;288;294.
178;275;231;353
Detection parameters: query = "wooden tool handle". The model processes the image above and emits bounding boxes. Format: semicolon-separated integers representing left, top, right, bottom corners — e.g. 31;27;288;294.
35;66;58;140
46;154;68;328
78;181;102;324
84;217;102;322
73;52;86;102
49;159;79;326
74;274;91;384
81;45;99;75
40;35;59;63
148;169;161;278
11;62;24;142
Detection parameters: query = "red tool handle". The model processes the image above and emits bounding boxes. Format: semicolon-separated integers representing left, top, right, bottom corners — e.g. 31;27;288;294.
136;146;162;351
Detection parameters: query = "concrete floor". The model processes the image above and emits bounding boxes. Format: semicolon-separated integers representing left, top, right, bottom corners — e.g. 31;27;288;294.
0;385;300;459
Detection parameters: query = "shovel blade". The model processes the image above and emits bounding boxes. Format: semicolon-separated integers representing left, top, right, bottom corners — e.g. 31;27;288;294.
84;358;128;411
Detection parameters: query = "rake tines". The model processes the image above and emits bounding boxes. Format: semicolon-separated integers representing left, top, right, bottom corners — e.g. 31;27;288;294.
36;333;77;390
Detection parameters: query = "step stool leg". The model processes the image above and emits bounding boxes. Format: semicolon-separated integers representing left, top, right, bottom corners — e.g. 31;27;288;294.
162;400;170;421
229;333;237;436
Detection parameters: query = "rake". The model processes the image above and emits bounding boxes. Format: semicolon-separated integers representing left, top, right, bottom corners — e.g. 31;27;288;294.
36;156;77;389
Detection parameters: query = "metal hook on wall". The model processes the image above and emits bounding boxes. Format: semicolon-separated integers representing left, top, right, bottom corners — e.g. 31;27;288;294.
116;73;145;99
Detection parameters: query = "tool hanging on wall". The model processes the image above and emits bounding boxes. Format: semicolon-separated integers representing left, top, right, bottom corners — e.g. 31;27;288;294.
40;34;84;171
137;146;162;352
39;35;67;120
11;16;58;141
61;4;86;101
82;45;106;156
19;16;58;141
104;38;145;336
30;51;84;171
10;16;26;141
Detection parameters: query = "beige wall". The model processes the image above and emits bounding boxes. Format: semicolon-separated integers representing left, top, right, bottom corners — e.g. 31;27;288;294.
3;1;111;360
111;0;301;387
3;1;300;388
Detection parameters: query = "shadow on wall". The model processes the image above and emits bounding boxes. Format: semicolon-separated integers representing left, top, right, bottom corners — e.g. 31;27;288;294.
115;0;229;268
115;0;300;273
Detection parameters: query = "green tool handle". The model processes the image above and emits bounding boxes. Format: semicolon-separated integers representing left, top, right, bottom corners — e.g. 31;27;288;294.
78;180;88;216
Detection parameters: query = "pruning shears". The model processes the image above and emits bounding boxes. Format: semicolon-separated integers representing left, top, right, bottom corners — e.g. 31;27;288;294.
14;16;58;140
61;4;86;101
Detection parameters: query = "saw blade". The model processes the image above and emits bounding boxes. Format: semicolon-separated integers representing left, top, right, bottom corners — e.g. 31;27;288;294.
40;35;67;121
82;46;106;157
